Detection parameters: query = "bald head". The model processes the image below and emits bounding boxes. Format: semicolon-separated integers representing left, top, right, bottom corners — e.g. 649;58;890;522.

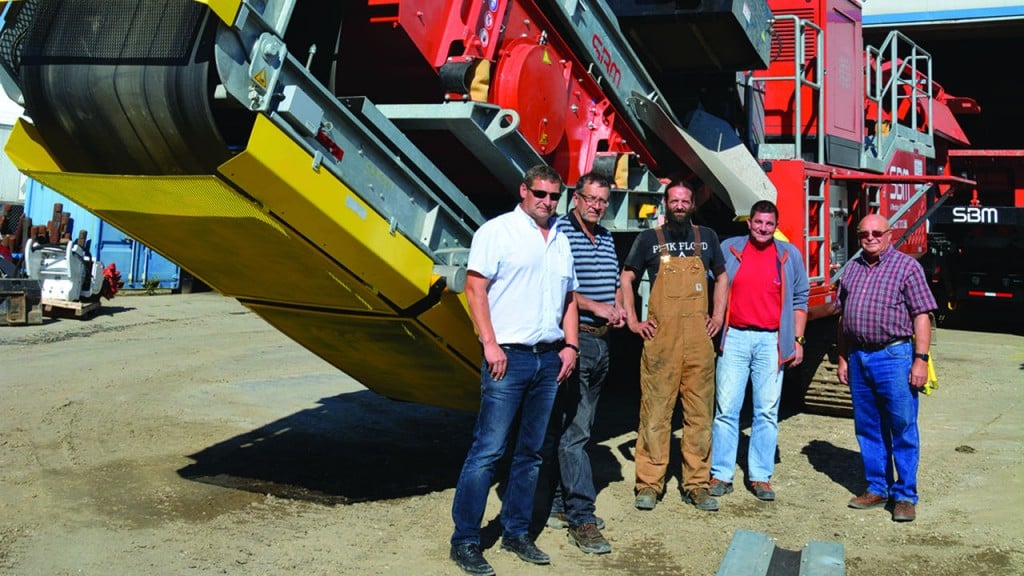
856;214;892;260
859;214;888;231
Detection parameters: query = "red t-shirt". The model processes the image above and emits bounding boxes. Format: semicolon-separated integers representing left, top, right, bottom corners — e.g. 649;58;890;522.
728;242;782;330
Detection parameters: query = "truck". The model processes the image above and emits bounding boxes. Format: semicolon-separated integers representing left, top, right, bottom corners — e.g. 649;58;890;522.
0;0;981;414
859;3;1024;330
924;150;1024;323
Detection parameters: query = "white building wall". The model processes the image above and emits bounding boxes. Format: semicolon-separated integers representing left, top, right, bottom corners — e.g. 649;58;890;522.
863;0;1024;26
0;95;25;204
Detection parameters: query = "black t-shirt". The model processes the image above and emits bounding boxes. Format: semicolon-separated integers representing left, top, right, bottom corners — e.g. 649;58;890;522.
623;225;726;286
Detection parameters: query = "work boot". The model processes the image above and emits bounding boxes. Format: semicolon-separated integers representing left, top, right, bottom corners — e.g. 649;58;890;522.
750;481;775;501
547;511;605;530
635;487;658;510
892;501;916;522
709;477;733;497
450;543;495;576
567;523;612;554
683;487;719;511
500;534;550;565
848;492;888;509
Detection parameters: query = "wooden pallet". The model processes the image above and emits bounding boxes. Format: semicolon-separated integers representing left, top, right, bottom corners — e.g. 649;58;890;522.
42;298;100;319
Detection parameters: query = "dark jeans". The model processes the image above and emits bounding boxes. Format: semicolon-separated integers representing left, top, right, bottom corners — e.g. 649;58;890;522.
536;331;608;527
451;347;560;545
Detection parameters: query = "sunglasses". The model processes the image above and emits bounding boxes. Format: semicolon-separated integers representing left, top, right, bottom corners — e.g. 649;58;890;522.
527;187;562;202
857;229;889;239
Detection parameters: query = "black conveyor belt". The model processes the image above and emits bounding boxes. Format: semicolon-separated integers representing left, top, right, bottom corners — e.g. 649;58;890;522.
14;0;243;175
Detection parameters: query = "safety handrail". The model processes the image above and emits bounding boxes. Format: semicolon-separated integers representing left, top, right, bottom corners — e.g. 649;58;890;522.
864;30;934;163
751;14;824;163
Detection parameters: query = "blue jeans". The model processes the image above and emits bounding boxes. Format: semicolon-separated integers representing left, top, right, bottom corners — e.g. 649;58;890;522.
848;341;920;503
542;332;607;526
711;328;784;483
451;347;560;545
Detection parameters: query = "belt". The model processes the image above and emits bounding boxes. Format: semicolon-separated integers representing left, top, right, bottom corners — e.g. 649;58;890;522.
579;324;609;337
857;337;911;352
730;325;778;332
501;341;564;354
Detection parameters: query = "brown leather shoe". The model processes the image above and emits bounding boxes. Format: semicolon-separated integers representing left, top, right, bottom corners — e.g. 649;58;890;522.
892;501;916;522
848;492;888;509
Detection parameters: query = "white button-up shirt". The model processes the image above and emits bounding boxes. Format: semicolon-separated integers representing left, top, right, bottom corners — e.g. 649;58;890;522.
467;205;578;345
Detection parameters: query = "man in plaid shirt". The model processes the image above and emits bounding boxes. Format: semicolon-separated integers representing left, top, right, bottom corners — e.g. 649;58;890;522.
837;214;936;523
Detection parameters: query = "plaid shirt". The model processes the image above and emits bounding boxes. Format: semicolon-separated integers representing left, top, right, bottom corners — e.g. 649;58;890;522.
838;247;936;347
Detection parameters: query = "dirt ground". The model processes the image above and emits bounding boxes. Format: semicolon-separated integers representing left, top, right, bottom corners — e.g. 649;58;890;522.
0;292;1021;576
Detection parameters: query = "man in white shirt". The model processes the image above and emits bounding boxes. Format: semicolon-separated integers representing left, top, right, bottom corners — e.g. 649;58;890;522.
450;165;580;576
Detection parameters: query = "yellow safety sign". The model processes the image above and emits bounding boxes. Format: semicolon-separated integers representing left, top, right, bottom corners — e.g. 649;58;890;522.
253;69;268;90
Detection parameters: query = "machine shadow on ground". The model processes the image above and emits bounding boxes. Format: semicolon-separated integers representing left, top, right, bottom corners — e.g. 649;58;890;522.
177;303;1015;508
176;385;642;507
175;328;853;507
177;331;646;505
178;390;477;504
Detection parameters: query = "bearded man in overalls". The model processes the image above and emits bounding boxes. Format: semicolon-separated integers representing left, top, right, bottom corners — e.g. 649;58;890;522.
621;178;728;512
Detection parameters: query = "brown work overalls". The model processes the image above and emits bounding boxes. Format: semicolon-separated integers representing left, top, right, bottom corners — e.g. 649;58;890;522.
635;226;716;494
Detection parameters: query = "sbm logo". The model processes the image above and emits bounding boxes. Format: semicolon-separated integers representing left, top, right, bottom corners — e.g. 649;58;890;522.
952;206;999;224
591;35;622;89
888;166;910;201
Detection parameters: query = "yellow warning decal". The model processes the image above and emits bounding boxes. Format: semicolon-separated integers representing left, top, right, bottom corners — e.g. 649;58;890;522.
253;69;268;89
542;49;552;65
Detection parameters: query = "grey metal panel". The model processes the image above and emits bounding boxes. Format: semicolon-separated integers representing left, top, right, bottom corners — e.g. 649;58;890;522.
629;93;776;216
716;530;776;576
826;136;863;170
336;98;485;252
607;0;774;72
799;540;845;576
377;102;545;193
212;3;485;270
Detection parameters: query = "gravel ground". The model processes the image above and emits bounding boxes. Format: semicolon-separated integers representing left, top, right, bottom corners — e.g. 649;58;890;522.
0;292;1021;575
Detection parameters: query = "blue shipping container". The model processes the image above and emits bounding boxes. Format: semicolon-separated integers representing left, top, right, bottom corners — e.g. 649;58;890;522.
24;180;182;290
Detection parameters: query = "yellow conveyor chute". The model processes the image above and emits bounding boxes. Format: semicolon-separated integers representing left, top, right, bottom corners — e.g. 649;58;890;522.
6;115;484;411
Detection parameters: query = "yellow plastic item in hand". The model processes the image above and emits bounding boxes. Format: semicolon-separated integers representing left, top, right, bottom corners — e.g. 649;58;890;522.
923;355;939;395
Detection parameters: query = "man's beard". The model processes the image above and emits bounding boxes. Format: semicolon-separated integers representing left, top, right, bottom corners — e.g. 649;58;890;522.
665;209;692;231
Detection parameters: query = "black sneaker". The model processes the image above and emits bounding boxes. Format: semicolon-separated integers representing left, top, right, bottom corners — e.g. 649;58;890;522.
501;534;550;565
567;523;612;554
450;543;495;576
683;488;719;511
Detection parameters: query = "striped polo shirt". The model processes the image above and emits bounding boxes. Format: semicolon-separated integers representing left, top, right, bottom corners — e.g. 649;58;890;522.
556;212;621;326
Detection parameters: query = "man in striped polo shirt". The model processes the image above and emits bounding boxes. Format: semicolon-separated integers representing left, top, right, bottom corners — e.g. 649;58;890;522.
537;171;624;554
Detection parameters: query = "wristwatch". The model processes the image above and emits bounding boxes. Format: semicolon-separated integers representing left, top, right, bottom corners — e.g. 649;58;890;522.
795;336;806;345
563;343;580;355
913;352;929;362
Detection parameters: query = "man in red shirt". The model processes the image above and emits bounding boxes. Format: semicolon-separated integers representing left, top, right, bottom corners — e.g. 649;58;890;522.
710;200;808;502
